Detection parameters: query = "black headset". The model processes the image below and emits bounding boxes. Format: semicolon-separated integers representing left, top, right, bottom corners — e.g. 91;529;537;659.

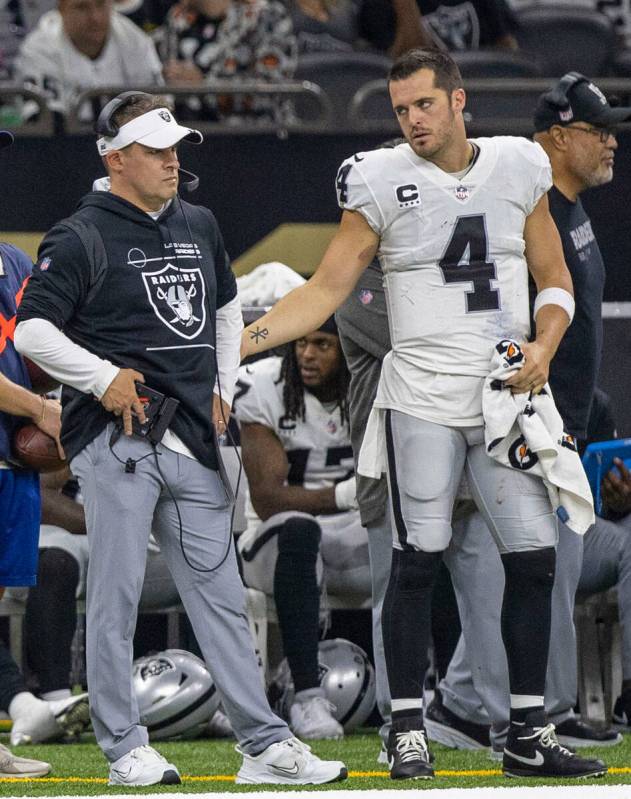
95;90;200;192
95;90;154;138
542;71;588;110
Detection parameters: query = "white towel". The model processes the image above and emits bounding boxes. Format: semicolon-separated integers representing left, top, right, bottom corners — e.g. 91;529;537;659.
358;404;386;480
483;339;594;535
236;262;306;306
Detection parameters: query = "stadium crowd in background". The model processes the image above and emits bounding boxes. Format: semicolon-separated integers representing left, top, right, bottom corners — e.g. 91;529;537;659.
153;0;297;121
14;0;163;120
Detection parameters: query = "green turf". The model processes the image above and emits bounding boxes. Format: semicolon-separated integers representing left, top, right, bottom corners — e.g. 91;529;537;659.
2;730;631;794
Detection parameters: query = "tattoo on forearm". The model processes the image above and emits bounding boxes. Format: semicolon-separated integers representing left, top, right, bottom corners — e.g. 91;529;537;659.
249;326;269;344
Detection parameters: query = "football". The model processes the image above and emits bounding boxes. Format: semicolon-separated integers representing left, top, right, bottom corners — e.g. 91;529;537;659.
23;357;60;394
12;423;65;473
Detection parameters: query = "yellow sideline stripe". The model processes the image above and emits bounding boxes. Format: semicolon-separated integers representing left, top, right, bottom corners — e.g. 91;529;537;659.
3;767;631;784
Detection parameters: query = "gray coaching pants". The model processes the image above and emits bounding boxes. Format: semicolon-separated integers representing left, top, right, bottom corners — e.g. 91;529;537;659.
71;425;289;763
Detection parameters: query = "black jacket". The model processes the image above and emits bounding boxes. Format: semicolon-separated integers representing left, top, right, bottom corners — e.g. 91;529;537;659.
17;191;237;468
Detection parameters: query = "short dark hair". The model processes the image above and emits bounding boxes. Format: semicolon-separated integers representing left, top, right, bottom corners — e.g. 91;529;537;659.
389;49;463;95
112;93;172;129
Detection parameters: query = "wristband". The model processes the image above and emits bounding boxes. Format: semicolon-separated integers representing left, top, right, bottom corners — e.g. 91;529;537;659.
533;287;575;324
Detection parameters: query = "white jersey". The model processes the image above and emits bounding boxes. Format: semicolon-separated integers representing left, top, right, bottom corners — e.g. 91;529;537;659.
336;136;552;426
233;357;354;527
15;10;163;120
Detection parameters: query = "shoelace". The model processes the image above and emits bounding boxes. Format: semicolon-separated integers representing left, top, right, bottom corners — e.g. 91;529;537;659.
134;745;166;763
521;723;574;758
285;737;312;756
394;730;429;764
235;736;313;760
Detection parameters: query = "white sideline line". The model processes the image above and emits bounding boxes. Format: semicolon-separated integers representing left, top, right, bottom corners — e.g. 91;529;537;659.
18;790;631;799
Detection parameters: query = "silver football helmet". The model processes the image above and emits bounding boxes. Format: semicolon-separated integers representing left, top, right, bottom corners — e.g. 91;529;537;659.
269;638;376;732
132;649;220;740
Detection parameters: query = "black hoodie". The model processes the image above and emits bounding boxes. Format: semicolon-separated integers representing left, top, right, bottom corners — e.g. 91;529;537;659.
17;191;237;469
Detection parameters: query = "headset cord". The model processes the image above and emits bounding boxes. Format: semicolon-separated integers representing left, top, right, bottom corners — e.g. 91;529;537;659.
109;423;155;472
151;444;237;574
110;421;235;574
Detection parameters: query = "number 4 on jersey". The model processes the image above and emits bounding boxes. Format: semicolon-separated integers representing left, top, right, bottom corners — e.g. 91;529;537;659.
439;215;500;312
336;164;353;205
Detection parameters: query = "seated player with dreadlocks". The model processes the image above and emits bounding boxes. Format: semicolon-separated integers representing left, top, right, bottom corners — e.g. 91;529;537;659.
234;317;370;740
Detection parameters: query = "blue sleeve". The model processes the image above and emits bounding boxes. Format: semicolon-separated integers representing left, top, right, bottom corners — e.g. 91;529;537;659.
16;224;91;329
1;244;33;282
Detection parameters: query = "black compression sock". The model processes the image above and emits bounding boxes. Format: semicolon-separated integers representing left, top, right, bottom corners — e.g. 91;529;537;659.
273;517;322;693
383;548;443;700
501;547;556;699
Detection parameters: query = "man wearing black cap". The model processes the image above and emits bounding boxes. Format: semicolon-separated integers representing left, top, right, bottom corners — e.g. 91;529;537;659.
234;321;371;740
429;72;630;755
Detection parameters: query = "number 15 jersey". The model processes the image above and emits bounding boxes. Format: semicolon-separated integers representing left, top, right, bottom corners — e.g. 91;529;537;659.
336;136;552;426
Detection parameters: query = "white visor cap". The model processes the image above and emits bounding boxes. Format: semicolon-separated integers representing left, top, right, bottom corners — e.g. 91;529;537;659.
97;108;203;155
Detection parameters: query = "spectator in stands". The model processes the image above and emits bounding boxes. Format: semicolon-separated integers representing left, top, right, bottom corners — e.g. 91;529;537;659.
233;320;372;740
360;0;517;53
14;0;163;120
153;0;297;121
113;0;172;32
419;0;517;49
288;0;434;57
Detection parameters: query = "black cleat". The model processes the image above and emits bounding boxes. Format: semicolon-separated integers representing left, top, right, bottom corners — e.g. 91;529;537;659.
613;695;631;730
425;691;490;749
555;716;622;748
387;728;434;780
503;723;608;779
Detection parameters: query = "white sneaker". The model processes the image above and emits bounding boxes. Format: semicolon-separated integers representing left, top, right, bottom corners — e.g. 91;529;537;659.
108;745;181;786
289;693;344;740
0;743;51;778
235;736;347;785
207;707;234;738
10;693;90;746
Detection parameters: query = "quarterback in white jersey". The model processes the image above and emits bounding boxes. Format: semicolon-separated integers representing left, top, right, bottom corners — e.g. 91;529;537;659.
239;49;604;781
337;136;551;428
234;322;370;741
